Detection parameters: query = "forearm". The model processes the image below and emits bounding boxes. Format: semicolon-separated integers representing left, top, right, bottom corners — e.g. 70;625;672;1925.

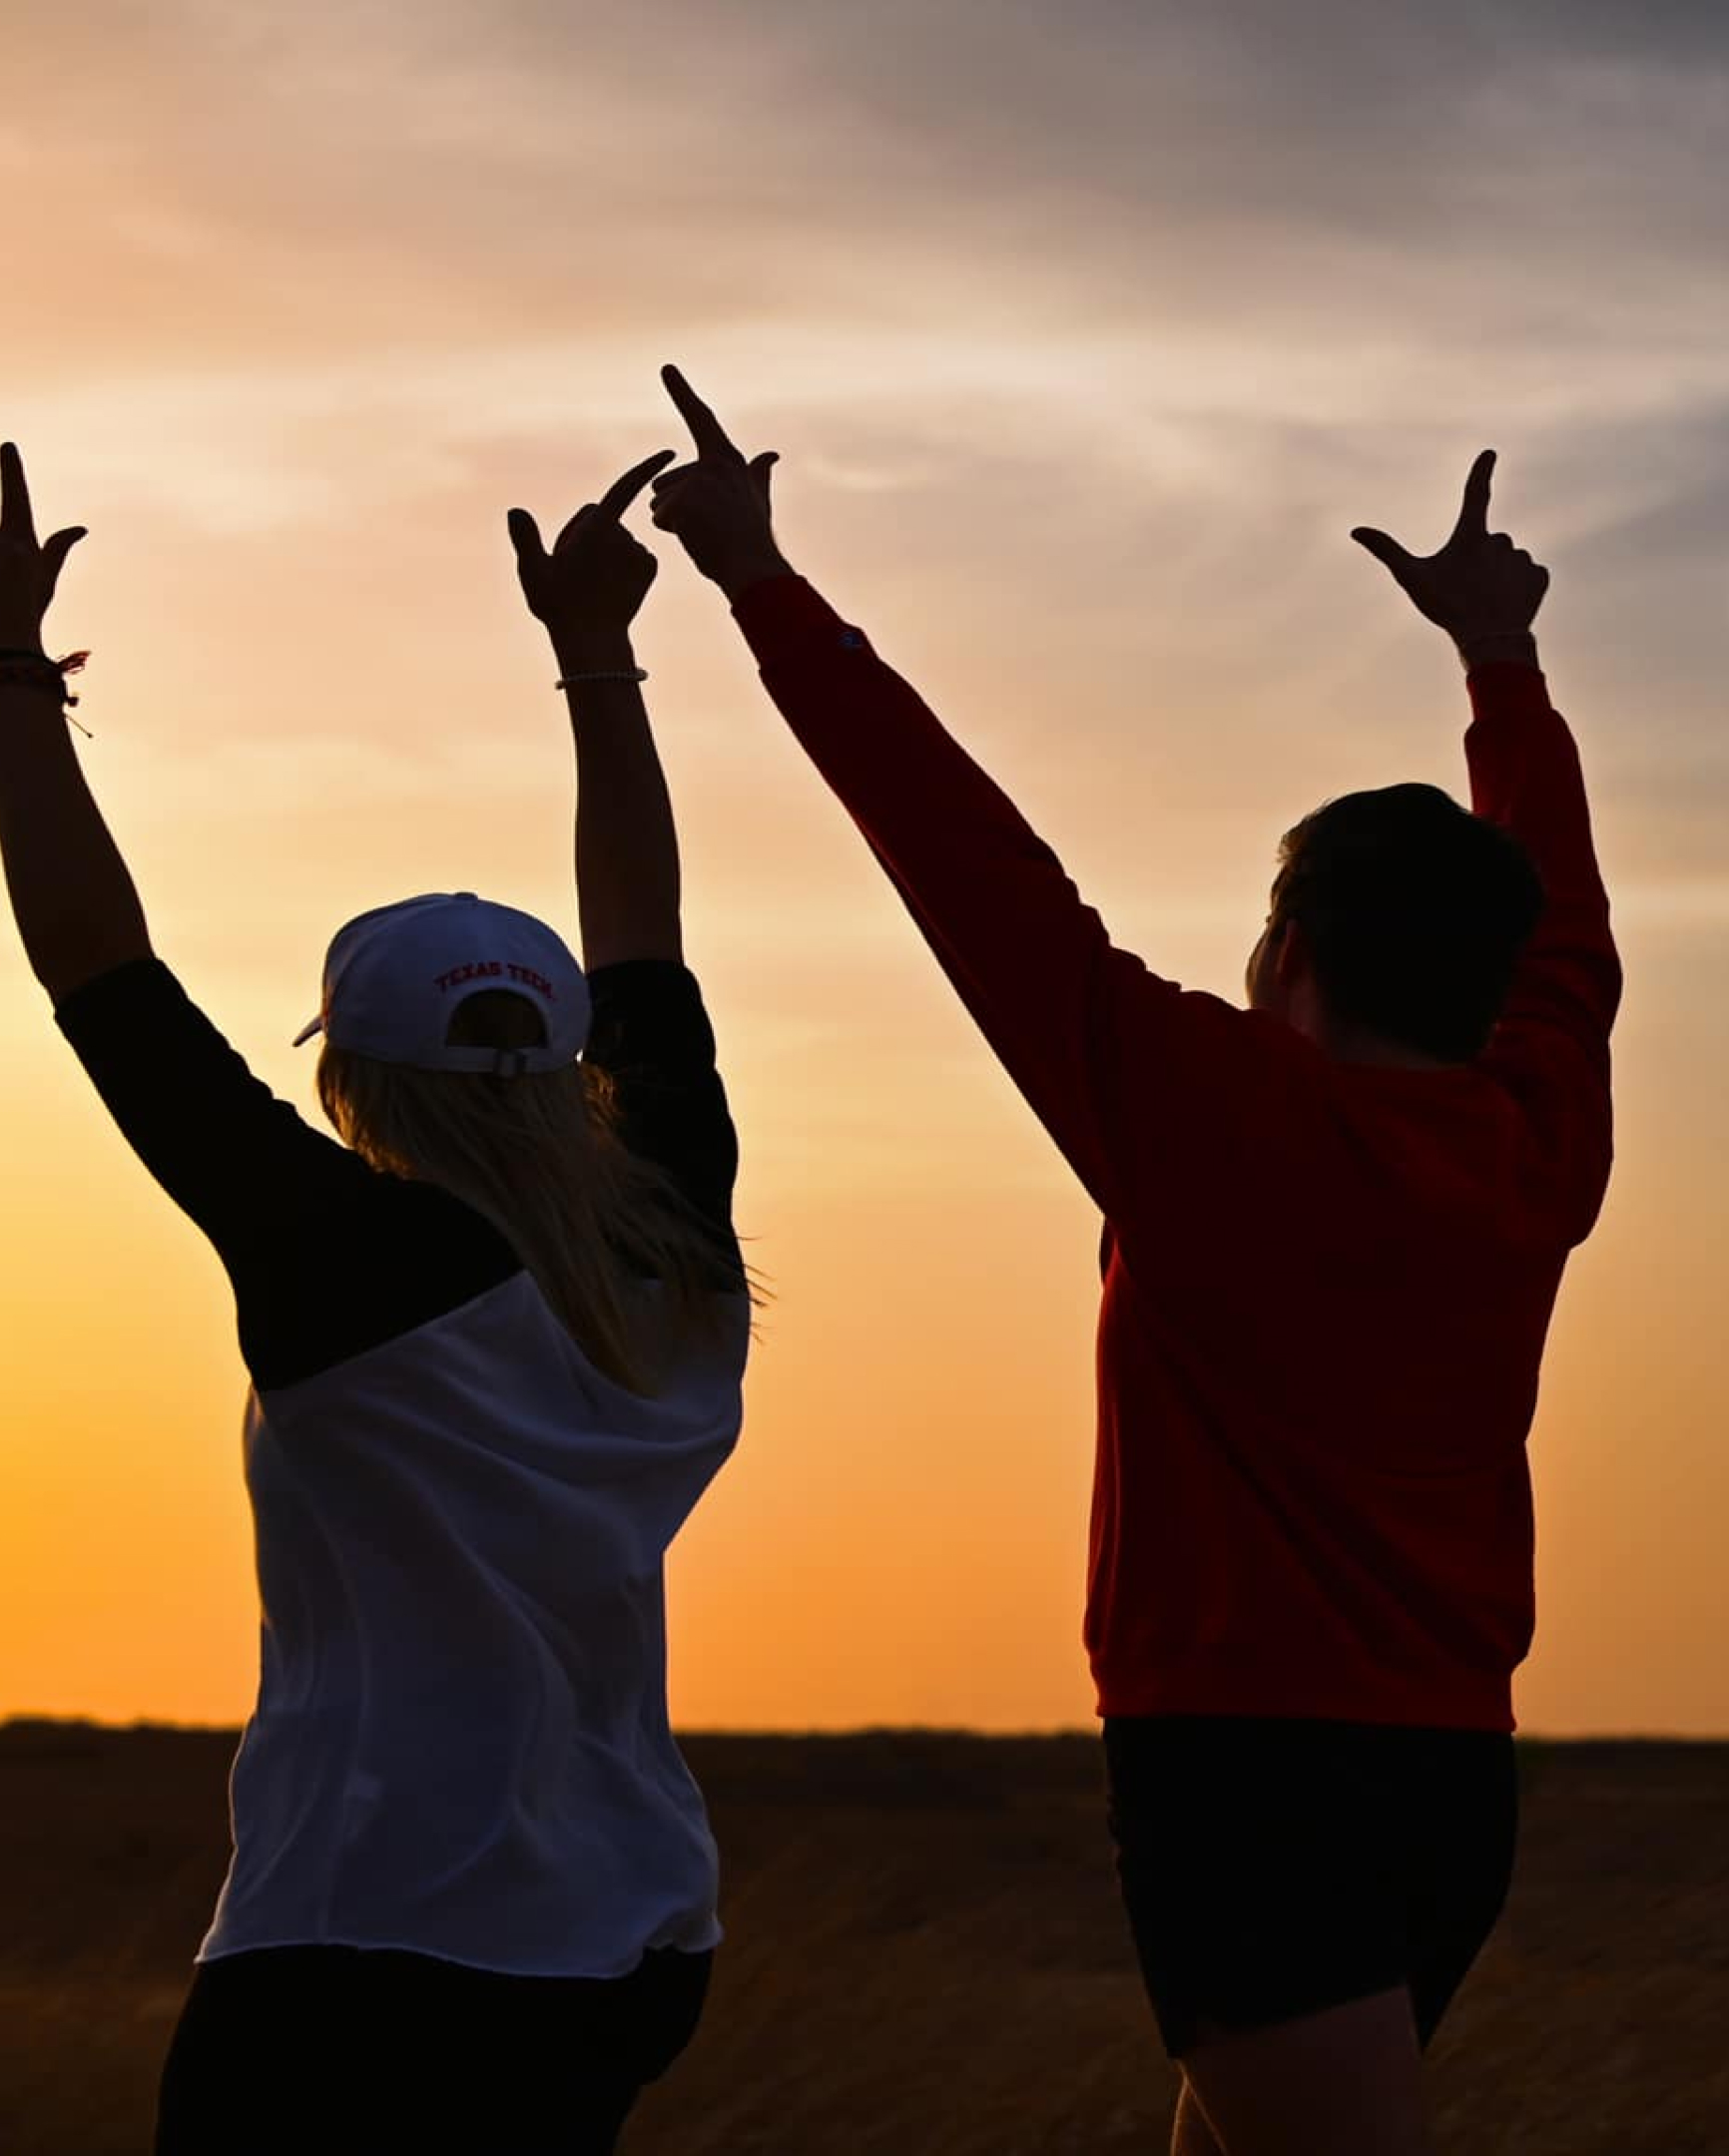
731;577;1063;890
1462;658;1620;1053
1462;649;1594;876
729;574;1176;1217
0;685;151;1002
1453;635;1613;986
550;628;682;970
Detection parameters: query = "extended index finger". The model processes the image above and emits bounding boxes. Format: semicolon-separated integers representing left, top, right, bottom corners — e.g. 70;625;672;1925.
597;448;678;520
1449;448;1496;542
661;364;745;463
0;442;37;541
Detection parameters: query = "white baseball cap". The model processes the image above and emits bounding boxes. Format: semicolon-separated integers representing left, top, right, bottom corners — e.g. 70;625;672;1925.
292;892;592;1075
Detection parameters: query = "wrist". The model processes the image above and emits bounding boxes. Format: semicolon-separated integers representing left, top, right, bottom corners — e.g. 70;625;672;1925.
0;652;68;705
1453;629;1540;674
714;549;796;606
547;626;637;671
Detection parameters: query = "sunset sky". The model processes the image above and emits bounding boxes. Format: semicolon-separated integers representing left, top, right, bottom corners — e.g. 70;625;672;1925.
2;0;1727;1736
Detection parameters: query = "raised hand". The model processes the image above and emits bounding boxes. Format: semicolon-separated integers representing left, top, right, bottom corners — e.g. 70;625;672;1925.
507;449;676;643
1352;450;1548;657
649;365;789;599
0;442;86;655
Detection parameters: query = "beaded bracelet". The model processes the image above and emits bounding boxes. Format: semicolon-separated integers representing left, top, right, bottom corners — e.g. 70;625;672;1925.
554;668;650;691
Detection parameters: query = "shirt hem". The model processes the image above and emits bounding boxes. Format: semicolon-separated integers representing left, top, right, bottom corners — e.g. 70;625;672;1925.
1092;1680;1515;1735
193;1922;723;1980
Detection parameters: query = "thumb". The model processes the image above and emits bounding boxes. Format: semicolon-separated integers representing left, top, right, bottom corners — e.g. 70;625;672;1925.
1350;526;1415;575
505;507;546;570
749;450;779;507
40;525;87;589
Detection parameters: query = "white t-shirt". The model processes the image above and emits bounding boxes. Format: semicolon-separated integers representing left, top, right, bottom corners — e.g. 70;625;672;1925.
58;957;748;1977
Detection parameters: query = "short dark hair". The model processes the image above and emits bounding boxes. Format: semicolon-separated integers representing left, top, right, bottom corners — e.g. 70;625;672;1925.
1272;784;1544;1062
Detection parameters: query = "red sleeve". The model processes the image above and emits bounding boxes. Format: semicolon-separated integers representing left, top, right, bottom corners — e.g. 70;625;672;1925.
1465;662;1621;1240
731;575;1304;1224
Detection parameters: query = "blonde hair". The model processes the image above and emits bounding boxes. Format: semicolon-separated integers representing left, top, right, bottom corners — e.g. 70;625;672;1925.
316;989;748;1396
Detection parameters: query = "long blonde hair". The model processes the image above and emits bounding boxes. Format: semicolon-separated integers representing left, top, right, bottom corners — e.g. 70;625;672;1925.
316;989;749;1396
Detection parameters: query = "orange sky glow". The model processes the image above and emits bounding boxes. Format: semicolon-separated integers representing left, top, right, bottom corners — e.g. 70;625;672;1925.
3;0;1728;1736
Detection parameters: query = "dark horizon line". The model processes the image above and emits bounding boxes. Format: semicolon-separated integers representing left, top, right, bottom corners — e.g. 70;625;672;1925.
3;1713;1725;1746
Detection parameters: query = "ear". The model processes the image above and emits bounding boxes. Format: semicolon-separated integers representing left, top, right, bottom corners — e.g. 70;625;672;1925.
1271;914;1308;987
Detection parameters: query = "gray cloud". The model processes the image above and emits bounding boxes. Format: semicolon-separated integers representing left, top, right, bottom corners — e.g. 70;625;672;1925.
8;0;1726;890
13;0;1727;363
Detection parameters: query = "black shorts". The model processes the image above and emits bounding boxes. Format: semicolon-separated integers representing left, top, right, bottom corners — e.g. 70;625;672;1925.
1103;1714;1517;2060
154;1941;712;2156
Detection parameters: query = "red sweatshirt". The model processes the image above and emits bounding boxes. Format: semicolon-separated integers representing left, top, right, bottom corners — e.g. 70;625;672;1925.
734;576;1620;1732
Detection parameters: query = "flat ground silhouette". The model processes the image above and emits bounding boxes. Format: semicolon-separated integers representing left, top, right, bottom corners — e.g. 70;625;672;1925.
2;1725;1727;2153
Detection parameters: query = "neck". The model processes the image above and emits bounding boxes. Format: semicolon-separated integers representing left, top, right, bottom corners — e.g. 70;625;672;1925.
1317;1019;1457;1071
1268;976;1463;1071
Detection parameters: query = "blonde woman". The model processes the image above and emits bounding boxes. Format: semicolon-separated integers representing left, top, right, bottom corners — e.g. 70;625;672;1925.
0;438;751;2155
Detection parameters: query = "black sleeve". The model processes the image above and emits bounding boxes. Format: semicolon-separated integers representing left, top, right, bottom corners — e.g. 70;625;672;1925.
54;958;520;1390
54;957;379;1246
583;961;740;1241
54;958;742;1392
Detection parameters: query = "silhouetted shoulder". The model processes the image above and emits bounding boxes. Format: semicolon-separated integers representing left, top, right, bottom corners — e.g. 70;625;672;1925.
584;960;739;1240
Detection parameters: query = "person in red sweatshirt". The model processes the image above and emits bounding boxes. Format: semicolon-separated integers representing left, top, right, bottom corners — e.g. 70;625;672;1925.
648;367;1619;2156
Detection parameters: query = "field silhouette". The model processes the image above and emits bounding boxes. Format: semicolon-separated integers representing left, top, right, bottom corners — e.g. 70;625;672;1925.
3;1724;1727;2153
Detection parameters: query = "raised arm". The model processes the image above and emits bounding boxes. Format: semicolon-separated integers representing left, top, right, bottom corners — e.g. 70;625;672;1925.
1353;451;1621;1227
508;449;685;970
646;368;1292;1225
0;442;151;1003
